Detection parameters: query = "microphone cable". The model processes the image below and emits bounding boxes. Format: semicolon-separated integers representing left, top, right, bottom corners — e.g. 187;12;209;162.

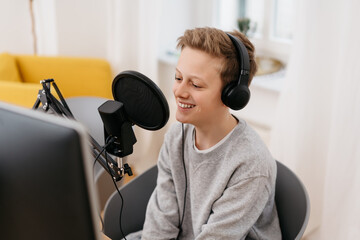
92;135;115;176
176;123;187;239
92;136;115;231
106;150;127;240
93;136;127;240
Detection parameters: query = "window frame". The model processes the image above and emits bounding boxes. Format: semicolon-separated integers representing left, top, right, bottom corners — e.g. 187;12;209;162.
216;0;293;63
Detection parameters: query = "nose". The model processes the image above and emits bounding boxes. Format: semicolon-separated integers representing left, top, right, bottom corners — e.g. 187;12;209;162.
173;80;189;99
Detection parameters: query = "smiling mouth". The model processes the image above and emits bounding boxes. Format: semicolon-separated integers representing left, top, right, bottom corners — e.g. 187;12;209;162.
178;102;196;109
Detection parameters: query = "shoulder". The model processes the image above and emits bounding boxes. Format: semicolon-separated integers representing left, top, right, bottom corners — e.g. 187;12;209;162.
225;119;277;184
163;122;192;147
165;121;182;140
228;119;270;158
165;122;194;140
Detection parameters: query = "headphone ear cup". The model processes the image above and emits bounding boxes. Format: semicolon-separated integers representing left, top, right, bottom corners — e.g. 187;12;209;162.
221;81;236;107
221;82;250;110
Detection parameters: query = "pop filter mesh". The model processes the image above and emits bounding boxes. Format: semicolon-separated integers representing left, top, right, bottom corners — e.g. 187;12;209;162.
112;71;169;130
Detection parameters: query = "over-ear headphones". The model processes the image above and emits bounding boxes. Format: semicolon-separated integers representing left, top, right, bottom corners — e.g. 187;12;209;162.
221;33;251;110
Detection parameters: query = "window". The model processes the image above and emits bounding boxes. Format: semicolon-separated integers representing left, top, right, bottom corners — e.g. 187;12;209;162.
238;0;294;41
238;0;265;38
216;0;295;61
272;0;295;41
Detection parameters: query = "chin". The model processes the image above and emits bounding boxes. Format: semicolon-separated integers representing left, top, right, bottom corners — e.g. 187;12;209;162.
175;113;191;124
176;117;189;124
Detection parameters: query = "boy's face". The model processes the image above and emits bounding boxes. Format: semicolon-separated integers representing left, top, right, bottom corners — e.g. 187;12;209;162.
173;47;228;127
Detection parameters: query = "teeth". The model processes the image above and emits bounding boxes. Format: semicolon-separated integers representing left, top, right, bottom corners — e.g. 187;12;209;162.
178;102;195;108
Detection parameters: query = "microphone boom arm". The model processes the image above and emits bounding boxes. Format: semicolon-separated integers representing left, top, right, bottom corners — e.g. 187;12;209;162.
32;79;127;181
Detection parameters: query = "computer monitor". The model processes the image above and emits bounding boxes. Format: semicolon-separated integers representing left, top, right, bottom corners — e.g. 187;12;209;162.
0;102;101;240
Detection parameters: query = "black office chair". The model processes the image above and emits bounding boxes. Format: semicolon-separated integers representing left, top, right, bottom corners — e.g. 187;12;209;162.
275;161;310;240
103;165;158;239
103;161;310;240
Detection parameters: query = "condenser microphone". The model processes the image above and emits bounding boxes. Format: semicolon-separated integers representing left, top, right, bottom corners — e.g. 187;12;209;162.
98;70;170;158
98;100;136;157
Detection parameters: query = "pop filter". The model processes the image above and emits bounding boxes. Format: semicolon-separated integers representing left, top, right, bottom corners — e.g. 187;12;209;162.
112;71;169;130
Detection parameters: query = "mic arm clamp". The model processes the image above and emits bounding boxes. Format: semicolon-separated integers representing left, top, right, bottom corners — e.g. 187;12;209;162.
116;157;133;178
124;163;133;176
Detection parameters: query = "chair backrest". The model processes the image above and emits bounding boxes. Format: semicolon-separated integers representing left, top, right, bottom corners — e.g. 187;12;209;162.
275;160;310;240
103;161;310;240
66;97;108;145
103;165;158;240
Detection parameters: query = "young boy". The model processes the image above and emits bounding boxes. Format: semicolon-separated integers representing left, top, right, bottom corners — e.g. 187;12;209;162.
140;27;281;239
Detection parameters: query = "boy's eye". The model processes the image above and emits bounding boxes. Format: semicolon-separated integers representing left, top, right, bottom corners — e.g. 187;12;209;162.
192;83;200;88
175;75;182;81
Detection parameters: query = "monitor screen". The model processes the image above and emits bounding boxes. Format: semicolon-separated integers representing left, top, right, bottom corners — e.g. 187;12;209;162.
0;102;101;240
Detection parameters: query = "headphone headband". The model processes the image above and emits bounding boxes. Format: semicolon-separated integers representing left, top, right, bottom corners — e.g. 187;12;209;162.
221;33;251;110
226;33;250;86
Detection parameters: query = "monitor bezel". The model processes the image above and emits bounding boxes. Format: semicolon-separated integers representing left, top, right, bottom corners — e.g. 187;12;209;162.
0;101;102;239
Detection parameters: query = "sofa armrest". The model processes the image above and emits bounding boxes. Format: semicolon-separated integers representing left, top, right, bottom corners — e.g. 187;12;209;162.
0;81;41;108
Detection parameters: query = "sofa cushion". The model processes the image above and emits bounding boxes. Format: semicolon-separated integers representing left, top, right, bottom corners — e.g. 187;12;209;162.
15;55;112;99
0;52;21;82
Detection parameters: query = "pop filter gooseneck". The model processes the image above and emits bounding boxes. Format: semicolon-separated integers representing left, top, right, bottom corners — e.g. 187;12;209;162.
98;70;170;158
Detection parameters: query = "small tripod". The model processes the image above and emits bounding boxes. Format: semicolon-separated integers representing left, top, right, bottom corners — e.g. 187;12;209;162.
32;79;132;181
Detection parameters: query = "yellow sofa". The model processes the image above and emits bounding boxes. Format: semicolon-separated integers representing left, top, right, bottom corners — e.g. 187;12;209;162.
0;52;113;108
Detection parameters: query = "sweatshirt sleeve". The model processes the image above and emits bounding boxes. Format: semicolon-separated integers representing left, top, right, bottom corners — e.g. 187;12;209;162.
195;175;271;240
141;135;181;240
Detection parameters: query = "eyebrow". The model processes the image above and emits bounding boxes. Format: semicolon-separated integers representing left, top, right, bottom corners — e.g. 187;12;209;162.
175;68;204;81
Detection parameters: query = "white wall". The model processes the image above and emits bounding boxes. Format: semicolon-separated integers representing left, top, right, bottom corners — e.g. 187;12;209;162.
54;0;108;58
158;0;216;56
33;0;108;58
0;0;34;54
0;0;109;58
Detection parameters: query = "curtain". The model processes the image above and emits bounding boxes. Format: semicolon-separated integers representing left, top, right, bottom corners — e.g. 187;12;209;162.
107;0;162;80
107;0;164;174
270;0;360;238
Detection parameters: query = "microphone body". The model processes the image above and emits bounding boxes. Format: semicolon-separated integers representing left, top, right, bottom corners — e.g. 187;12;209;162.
98;100;137;157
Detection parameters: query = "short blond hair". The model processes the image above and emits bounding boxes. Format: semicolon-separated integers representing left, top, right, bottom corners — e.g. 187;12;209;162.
177;27;257;86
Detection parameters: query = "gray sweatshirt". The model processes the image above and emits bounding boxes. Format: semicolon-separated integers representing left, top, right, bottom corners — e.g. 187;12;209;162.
142;120;281;239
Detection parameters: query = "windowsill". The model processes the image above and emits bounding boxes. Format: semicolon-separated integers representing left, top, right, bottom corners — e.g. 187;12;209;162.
251;68;285;93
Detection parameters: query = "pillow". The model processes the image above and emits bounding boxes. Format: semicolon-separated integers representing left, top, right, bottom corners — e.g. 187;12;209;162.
0;52;21;82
